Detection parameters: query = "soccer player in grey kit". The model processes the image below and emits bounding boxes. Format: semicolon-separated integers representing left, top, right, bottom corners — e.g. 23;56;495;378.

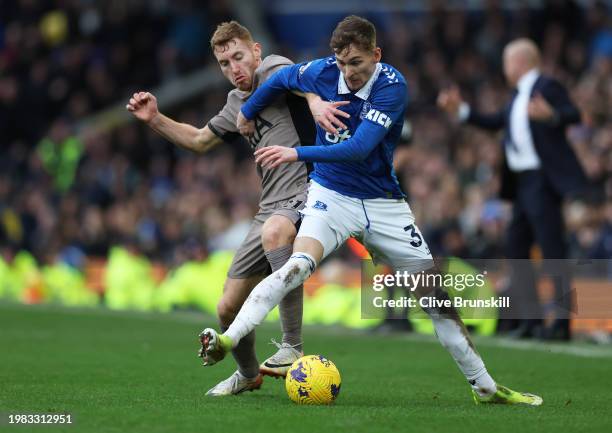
127;21;347;396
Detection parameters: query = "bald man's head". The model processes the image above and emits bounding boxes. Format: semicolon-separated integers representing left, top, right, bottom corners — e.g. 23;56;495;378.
503;38;541;87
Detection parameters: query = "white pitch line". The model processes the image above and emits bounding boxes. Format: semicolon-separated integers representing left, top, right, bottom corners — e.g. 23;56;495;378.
477;337;612;359
387;332;612;359
307;325;612;358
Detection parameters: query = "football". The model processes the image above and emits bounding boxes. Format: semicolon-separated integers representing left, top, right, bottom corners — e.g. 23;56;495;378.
285;355;341;405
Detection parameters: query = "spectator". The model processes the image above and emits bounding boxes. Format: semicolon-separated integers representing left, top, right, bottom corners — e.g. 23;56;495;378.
438;38;587;340
0;2;608;286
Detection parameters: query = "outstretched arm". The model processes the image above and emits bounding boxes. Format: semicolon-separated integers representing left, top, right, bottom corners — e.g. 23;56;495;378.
237;92;349;137
254;120;388;167
237;61;349;137
127;91;221;153
240;64;305;120
437;85;505;131
255;80;407;168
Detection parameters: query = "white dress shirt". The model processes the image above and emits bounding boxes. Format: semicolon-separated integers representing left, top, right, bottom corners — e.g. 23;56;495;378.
458;68;542;172
506;68;541;172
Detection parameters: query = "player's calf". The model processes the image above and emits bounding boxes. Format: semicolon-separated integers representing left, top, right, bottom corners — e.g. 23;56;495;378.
411;270;497;396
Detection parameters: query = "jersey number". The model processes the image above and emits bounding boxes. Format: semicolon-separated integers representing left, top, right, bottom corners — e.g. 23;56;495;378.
403;224;423;248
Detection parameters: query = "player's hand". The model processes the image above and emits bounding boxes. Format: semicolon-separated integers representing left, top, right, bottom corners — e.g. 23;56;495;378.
437;85;463;116
126;91;158;124
307;95;350;135
254;145;298;169
528;93;554;121
237;111;255;137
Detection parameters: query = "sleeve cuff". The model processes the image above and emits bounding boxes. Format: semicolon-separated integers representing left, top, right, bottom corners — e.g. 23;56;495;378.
295;146;306;161
458;102;470;122
240;104;257;121
207;122;223;139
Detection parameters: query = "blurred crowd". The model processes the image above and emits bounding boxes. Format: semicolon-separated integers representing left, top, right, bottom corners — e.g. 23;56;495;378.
379;1;612;262
1;0;611;270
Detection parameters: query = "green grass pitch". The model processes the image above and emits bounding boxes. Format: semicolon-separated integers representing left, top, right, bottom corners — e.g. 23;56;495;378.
1;302;611;433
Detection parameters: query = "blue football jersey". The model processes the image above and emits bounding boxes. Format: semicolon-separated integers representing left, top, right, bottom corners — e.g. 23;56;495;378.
241;56;408;199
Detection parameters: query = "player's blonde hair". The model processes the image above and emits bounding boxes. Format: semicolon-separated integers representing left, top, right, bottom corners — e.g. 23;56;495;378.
210;21;254;52
330;15;376;54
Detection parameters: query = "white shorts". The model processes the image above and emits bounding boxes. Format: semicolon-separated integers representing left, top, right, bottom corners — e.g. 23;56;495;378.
298;181;434;273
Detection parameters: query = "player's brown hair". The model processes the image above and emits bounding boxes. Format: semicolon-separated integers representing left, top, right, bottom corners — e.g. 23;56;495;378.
210;21;253;51
330;15;376;54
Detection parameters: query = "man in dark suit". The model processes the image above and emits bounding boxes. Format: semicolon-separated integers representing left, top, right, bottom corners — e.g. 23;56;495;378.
438;38;587;340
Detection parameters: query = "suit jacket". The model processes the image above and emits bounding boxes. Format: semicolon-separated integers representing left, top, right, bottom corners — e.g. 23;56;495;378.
467;75;587;200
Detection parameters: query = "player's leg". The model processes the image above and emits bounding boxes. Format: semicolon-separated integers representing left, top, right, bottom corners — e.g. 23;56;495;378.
410;277;497;392
213;234;325;354
363;198;542;405
200;234;327;366
200;214;269;394
260;213;304;376
201;182;361;364
413;275;541;404
263;215;302;351
359;202;494;393
261;211;304;351
216;276;264;376
204;276;264;396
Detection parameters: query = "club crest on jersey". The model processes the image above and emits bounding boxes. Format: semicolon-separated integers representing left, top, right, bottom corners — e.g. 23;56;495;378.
365;109;393;129
313;201;328;211
359;102;372;119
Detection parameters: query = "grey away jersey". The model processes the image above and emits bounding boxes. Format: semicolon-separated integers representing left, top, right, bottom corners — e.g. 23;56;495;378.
208;55;314;208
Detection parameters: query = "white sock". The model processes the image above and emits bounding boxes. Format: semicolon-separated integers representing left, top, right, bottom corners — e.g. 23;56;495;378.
224;253;316;346
430;315;497;396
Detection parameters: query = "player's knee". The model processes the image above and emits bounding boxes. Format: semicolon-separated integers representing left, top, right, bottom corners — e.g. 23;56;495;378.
262;217;296;250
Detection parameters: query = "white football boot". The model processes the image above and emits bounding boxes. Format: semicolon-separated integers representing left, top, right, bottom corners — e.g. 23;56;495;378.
259;339;303;378
205;371;263;396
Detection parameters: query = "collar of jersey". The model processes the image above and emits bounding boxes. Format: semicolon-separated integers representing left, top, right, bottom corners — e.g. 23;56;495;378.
337;62;382;100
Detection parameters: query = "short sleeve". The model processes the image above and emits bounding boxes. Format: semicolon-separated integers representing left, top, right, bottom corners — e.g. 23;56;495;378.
239;57;329;120
207;94;241;142
253;55;294;86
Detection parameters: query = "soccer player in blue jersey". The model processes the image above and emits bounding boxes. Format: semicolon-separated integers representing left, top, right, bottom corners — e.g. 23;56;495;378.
200;16;542;406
